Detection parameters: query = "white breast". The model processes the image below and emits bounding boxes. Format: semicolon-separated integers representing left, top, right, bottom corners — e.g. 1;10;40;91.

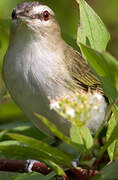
3;26;71;136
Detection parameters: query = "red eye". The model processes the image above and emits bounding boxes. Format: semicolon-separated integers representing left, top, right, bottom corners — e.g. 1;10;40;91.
42;10;50;21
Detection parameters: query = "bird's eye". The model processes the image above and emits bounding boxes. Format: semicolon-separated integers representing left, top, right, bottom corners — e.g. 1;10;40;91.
26;10;29;14
42;10;50;21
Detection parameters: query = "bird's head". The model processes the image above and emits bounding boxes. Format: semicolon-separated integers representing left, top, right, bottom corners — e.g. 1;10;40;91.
11;1;61;36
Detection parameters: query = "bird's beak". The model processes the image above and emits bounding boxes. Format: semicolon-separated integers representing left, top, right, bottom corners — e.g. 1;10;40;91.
12;8;30;23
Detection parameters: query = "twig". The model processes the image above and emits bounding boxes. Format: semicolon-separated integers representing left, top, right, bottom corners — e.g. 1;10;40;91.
0;159;51;174
66;168;99;180
0;159;99;180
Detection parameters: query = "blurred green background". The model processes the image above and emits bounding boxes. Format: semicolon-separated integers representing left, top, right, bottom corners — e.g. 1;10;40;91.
0;0;118;133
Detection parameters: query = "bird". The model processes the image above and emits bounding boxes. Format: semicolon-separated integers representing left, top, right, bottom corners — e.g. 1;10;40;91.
3;1;107;137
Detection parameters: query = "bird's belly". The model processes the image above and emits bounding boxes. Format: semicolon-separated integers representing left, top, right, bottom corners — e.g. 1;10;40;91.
3;54;71;136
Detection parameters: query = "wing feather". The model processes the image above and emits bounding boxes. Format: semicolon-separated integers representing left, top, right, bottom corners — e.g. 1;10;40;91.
64;46;103;94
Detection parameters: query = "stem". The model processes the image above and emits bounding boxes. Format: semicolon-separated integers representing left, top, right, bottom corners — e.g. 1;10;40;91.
0;159;51;174
0;158;99;179
94;98;118;141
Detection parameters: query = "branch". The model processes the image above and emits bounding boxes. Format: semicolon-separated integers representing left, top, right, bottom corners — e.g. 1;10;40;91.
0;159;51;174
0;159;99;180
66;168;99;180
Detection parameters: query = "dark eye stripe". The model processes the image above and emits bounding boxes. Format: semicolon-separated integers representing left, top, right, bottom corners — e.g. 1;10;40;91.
18;11;54;20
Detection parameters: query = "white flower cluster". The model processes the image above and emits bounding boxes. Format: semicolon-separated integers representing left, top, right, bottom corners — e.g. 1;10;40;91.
50;91;107;134
66;108;75;118
50;101;60;110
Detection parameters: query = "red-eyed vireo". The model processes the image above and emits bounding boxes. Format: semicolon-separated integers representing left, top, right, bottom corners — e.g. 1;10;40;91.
3;2;107;137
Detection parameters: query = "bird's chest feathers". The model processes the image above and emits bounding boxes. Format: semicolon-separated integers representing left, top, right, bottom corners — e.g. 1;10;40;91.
5;38;68;100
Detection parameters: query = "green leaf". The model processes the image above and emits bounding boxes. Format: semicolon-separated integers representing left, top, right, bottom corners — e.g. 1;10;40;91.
79;125;93;151
10;172;53;180
98;118;118;159
107;107;118;160
7;133;73;165
46;161;65;176
35;113;85;154
80;43;118;100
0;130;8;140
70;125;93;153
92;160;118;180
0;171;15;180
76;0;110;51
70;125;83;146
0;121;47;141
0;140;57;162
